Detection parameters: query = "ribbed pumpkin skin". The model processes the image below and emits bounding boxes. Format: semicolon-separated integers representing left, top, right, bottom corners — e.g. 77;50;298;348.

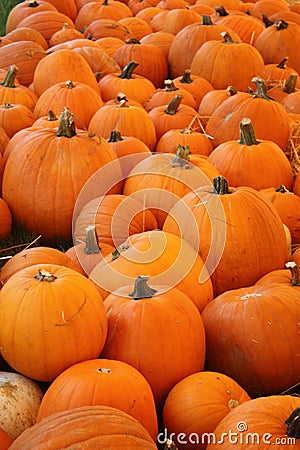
36;359;158;441
163;371;251;450
0;264;108;382
205;91;290;150
202;280;300;397
206;395;300;449
163;181;289;296
5;0;58;33
9;405;157;449
101;282;206;410
190;36;265;91
2;121;122;244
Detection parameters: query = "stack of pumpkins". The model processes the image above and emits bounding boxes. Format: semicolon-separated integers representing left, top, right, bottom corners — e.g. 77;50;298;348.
0;0;299;448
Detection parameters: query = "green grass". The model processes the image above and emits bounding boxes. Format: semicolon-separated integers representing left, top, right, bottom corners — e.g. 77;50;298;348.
0;0;23;36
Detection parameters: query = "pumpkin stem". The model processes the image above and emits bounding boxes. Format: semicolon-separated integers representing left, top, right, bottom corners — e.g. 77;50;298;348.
114;93;130;108
276;56;289;69
164;93;183;115
56;107;76;138
251;77;275;101
262;14;274;28
108;129;123;142
102;0;109;4
276;19;289;30
4;103;13;109
283;73;298;94
125;38;141;44
215;5;229;16
285;261;300;286
34;269;57;282
119;61;139;79
220;31;237;44
62;22;69;30
28;0;39;7
111;243;130;260
97;367;111;373
162;439;179;450
172;145;190;168
239;118;259;146
66;80;75;89
179;69;192;85
164;79;178;92
1;65;18;88
285;407;300;438
276;185;289;193
227;86;238;96
213;176;232;195
47;110;58;121
84;225;100;255
201;15;214;25
129;275;157;299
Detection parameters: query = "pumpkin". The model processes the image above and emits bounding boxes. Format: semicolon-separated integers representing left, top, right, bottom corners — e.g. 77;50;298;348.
123;146;220;227
33;79;104;129
5;0;58;33
2;107;122;244
32;48;100;97
118;17;154;40
0;65;38;111
168;15;241;78
205;77;291;150
4;26;48;50
172;69;214;110
0;126;9;155
161;8;202;35
113;38;168;88
65;225;115;276
215;10;264;44
73;193;158;248
101;275;206;410
144;79;197;111
0;264;108;382
43;0;78;22
72;45;121;78
0;41;46;86
190;31;265;91
0;371;43;440
83;18;133;41
75;0;133;31
267;72;298;104
88;96;157;151
198;85;238;127
259;185;300;246
156;126;213;156
162;371;251;450
0;428;12;450
251;0;290;20
49;23;84;47
281;88;300;115
163;176;289;296
0;198;12;241
36;358;158;441
9;405;157;449
0;245;86;286
263;56;300;90
0;103;36;138
89;229;214;311
98;60;156;105
254;19;300;75
207;117;294;190
201;270;300;396
95;36;125;57
140;31;174;59
32;110;59;128
206;395;300;449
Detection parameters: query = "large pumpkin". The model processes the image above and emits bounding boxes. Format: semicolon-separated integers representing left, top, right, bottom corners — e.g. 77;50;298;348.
101;275;206;410
36;358;158;441
0;264;108;382
2;107;122;244
9;405;157;449
163;176;289;296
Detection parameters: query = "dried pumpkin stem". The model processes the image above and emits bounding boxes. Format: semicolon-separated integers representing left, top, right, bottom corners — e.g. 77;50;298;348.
84;225;100;255
283;73;298;94
285;261;300;286
164;93;183;115
285;407;300;438
108;129;123;142
56;107;76;138
129;275;157;299
119;61;139;79
262;14;274;27
201;15;214;25
34;270;57;282
276;19;289;30
277;57;289;69
213;176;231;195
47;110;58;121
164;79;178;92
28;0;39;7
239;118;259;146
179;69;193;85
172;145;190;168
66;80;75;89
1;65;18;88
276;185;289;193
215;5;229;16
220;31;236;44
251;77;275;101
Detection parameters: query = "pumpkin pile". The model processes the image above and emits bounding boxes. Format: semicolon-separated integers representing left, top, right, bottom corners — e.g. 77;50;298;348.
0;0;300;448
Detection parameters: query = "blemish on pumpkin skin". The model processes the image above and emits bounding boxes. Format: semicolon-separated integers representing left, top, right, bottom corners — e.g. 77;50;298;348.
0;382;18;401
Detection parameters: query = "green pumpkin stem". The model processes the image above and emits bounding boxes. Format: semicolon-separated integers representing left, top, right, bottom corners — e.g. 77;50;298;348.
285;261;300;286
34;269;57;282
119;61;139;79
251;77;275;101
213;176;231;195
239;118;259;146
1;65;18;88
172;144;190;168
164;93;183;115
285;407;300;438
84;225;100;255
129;275;157;299
108;129;123;142
56;107;76;138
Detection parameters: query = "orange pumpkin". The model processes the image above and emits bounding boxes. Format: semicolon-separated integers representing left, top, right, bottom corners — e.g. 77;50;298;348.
101;275;206;410
0;198;12;241
36;358;158;441
0;103;36;138
0;263;108;382
9;405;157;449
5;0;58;33
156;127;213;156
75;0;133;31
49;23;84;47
4;26;48;50
0;65;38;111
0;428;13;450
172;69;214;110
144;79;197;111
